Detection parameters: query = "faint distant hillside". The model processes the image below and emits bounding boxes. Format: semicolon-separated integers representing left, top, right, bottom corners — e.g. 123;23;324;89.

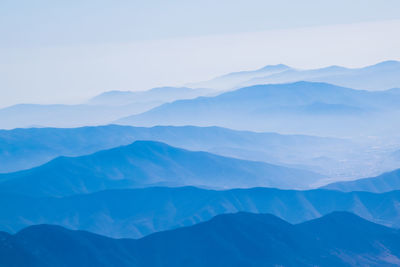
190;60;400;91
116;81;400;137
0;87;214;129
187;64;290;90
87;87;215;106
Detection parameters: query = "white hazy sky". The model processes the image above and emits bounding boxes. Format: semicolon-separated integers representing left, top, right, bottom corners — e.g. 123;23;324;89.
1;0;400;107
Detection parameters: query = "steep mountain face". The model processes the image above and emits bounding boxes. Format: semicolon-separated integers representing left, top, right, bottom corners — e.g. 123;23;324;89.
116;81;400;136
2;212;400;267
3;186;400;238
87;87;214;106
323;169;400;193
0;125;349;174
0;141;323;197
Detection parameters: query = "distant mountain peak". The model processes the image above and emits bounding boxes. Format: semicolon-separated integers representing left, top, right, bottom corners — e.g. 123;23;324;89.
93;90;134;97
368;60;400;69
0;138;324;197
318;65;348;71
258;64;290;71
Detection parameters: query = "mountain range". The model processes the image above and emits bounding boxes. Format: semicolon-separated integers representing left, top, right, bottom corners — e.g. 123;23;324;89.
1;125;365;179
3;61;400;132
190;60;400;91
2;212;400;267
240;61;400;91
0;141;323;197
3;186;400;238
116;81;400;136
0;87;212;129
2;60;400;266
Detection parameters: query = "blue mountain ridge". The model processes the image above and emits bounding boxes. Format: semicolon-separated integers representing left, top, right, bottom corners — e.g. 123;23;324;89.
0;140;324;197
191;60;400;91
240;60;400;91
3;186;400;238
0;124;349;174
1;212;400;267
116;81;400;136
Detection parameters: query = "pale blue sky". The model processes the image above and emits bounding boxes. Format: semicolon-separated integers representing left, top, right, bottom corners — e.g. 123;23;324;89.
1;0;400;106
2;0;400;47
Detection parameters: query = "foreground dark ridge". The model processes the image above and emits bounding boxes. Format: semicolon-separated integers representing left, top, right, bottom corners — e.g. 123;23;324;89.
1;211;400;267
3;186;400;238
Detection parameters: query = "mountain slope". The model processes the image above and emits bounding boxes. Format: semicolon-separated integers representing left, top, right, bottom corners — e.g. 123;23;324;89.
116;81;400;136
1;124;397;181
87;87;214;106
323;169;400;193
3;186;400;238
0;141;323;197
2;212;400;267
0;125;349;174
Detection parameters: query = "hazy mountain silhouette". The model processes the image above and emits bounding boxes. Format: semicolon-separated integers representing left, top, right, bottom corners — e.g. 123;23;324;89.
0;125;353;177
0;87;214;129
88;87;214;106
0;141;323;197
187;64;291;90
242;60;400;91
2;212;400;267
0;103;159;129
193;60;400;91
323;168;400;193
116;81;400;136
